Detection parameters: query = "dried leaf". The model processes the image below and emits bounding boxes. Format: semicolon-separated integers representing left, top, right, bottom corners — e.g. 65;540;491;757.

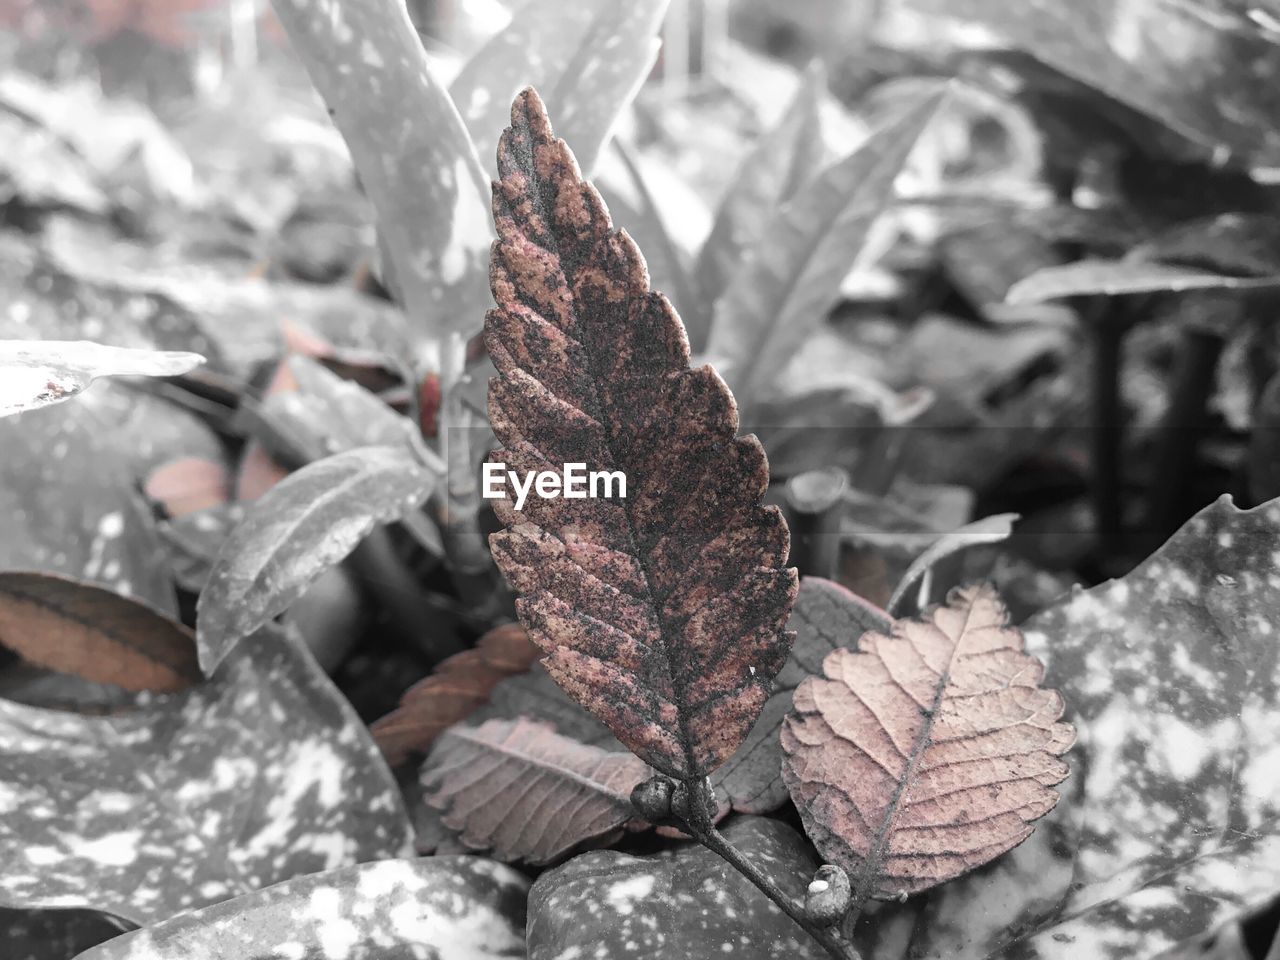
451;0;670;179
782;583;1074;901
0;627;411;925
0;573;199;693
485;89;798;780
74;858;528;960
197;446;436;674
887;513;1020;616
0;340;203;419
527;817;827;959
143;457;229;518
371;623;543;767
705;89;947;404
713;578;892;814
1006;259;1280;303
422;717;650;864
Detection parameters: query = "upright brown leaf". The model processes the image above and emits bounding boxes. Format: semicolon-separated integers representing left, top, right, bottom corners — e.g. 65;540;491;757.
371;624;543;767
422;717;650;864
781;584;1074;902
485;88;798;780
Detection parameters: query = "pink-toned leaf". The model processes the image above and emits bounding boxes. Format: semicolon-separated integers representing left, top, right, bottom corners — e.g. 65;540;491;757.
485;88;798;780
143;457;230;518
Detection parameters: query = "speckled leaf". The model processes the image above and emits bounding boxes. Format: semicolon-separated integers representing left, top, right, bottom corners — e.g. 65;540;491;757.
485;89;798;780
451;0;670;179
371;623;543;767
694;66;826;334
0;403;177;614
73;857;527;960
0;572;199;693
197;446;436;674
705;90;946;404
0;626;412;925
422;717;650;864
782;584;1074;902
271;0;492;338
0;340;203;419
1007;259;1280;303
527;816;826;959
887;513;1020;616
713;578;892;814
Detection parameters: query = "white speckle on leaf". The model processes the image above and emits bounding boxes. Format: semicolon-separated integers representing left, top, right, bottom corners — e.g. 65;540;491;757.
604;874;655;916
81;830;143;866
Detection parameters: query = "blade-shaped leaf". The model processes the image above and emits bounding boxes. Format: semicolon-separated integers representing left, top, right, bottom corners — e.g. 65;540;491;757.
196;445;436;673
887;512;1020;616
73;857;527;960
693;65;826;336
422;717;650;864
485;89;798;780
0;340;204;419
0;572;199;693
713;578;892;814
450;0;670;178
0;627;412;926
1006;259;1280;303
782;583;1074;902
371;623;543;767
706;89;947;403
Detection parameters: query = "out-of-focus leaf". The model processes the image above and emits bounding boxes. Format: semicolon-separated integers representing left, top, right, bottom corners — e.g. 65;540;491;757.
527;817;826;959
0;573;198;693
486;90;797;779
371;623;542;767
694;65;826;337
143;457;229;518
155;504;243;594
887;513;1020;615
4;908;124;960
853;495;1280;959
271;0;492;338
712;578;892;815
1007;259;1280;303
0;112;107;216
706;90;947;403
1135;213;1280;278
196;446;436;674
0;627;411;926
0;340;203;419
1249;373;1280;504
784;584;1073;901
422;717;650;864
450;0;670;178
74;857;527;960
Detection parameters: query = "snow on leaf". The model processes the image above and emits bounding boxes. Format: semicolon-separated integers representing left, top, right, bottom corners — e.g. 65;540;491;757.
73;857;527;960
485;88;798;780
782;583;1074;903
0;572;199;693
0;340;203;420
422;717;651;864
0;626;412;926
196;445;437;674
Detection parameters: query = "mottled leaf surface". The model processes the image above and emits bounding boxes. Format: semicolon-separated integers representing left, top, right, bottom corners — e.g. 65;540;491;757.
74;857;527;960
0;340;203;419
0;573;199;693
713;578;892;814
705;90;946;404
527;817;826;959
452;0;669;178
422;717;650;864
197;445;435;673
485;89;798;779
371;623;542;767
0;627;411;925
783;584;1074;901
1007;259;1280;303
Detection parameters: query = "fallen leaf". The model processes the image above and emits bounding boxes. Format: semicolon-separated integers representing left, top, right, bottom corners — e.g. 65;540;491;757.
1006;259;1280;303
0;626;412;926
527;817;827;959
782;583;1074;902
73;857;527;960
371;623;543;767
422;717;651;864
485;88;798;780
197;445;437;674
0;340;203;419
143;457;229;518
0;573;199;693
